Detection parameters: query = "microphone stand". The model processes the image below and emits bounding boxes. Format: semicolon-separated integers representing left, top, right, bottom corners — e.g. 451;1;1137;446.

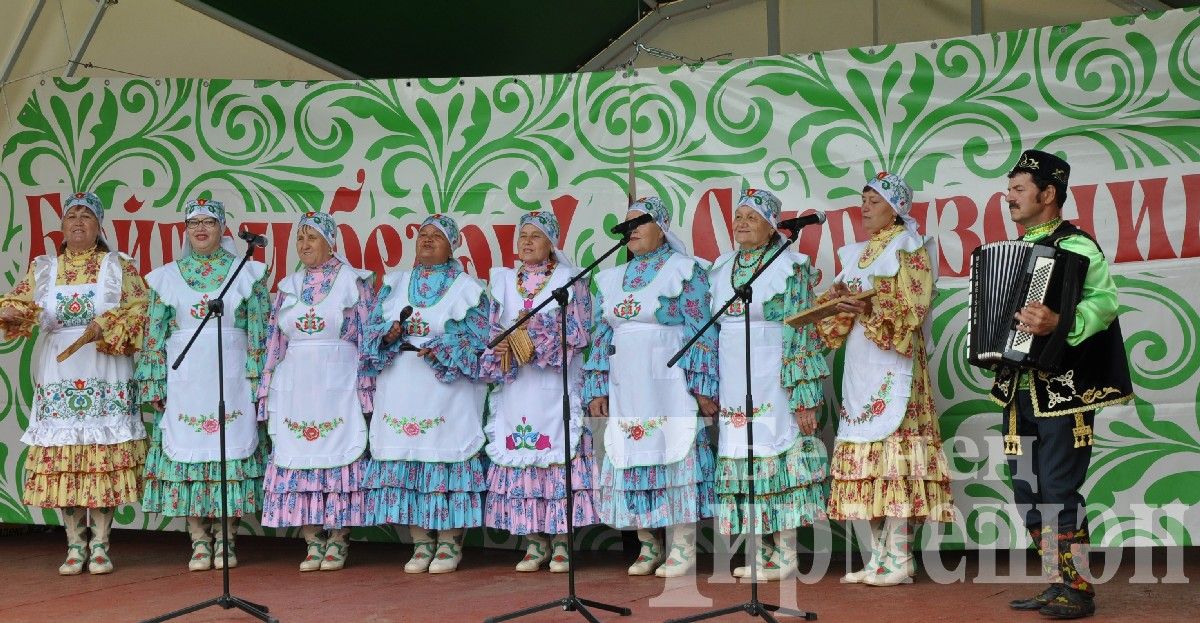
484;234;633;623
664;228;816;623
143;238;275;623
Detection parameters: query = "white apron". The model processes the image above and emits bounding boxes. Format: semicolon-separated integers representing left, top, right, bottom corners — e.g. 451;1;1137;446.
22;253;145;447
370;270;487;462
266;265;370;469
709;250;807;458
596;254;698;469
146;259;266;462
831;233;929;443
483;265;583;468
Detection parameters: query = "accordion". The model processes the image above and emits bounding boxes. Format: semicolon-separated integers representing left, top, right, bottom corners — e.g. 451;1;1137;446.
967;241;1089;373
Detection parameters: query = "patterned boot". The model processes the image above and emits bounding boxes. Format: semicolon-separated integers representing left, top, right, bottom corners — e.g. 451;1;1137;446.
58;507;89;576
404;526;436;574
212;517;239;569
1039;530;1096;619
186;517;213;571
840;519;884;583
321;528;350;571
87;507;115;575
548;534;571;573
627;529;664;576
1010;527;1064;610
656;524;697;578
732;539;775;580
864;517;914;586
761;530;799;582
428;528;464;574
515;533;550;572
299;525;326;572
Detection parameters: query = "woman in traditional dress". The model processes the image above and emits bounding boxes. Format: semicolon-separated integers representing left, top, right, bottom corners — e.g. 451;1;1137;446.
135;198;271;571
258;211;376;571
814;172;955;586
479;210;599;573
583;196;719;578
709;189;829;581
361;214;489;574
0;192;148;575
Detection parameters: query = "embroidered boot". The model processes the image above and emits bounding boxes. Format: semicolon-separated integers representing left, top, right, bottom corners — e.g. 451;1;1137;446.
865;517;914;586
404;526;436;574
87;507;115;575
732;539;775;580
627;529;664;576
655;524;697;578
212;517;238;569
1039;530;1096;619
299;525;326;572
840;519;884;583
548;534;571;573
321;528;350;571
1010;527;1064;610
58;507;88;576
428;529;464;574
515;533;550;572
186;517;213;571
761;530;799;582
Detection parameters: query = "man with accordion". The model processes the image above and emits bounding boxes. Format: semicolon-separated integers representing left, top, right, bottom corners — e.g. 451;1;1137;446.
968;149;1133;620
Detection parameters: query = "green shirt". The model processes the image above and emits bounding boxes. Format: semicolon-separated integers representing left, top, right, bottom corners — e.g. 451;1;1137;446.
1021;218;1120;346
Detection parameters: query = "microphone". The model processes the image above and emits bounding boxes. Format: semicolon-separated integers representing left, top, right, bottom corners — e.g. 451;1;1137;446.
777;211;827;232
396;305;414;325
610;212;656;236
238;229;268;247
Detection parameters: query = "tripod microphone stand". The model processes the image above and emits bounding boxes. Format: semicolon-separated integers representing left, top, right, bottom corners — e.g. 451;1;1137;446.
664;228;816;623
484;236;634;623
143;237;275;623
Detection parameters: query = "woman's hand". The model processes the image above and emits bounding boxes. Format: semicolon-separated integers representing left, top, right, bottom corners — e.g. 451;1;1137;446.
382;321;403;345
794;407;818;435
83;321;103;343
588;397;609;418
694;394;720;418
151;398;166;413
491;337;510;359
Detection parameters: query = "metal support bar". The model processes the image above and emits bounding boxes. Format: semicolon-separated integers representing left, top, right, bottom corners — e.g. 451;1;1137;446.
2;0;48;86
1107;0;1171;13
970;0;983;35
766;0;780;55
64;0;111;78
582;0;757;71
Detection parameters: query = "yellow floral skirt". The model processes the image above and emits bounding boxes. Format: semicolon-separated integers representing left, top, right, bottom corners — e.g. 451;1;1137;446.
22;439;148;508
827;359;955;522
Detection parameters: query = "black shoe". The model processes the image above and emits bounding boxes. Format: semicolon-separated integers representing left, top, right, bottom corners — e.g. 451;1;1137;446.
1039;587;1096;619
1010;584;1063;611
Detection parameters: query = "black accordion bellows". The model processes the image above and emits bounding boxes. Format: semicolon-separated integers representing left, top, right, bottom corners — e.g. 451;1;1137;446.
967;241;1089;373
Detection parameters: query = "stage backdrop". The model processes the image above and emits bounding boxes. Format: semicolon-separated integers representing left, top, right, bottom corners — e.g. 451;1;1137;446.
1;8;1198;552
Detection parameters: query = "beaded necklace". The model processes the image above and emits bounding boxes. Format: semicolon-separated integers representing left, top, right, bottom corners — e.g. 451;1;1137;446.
516;259;557;310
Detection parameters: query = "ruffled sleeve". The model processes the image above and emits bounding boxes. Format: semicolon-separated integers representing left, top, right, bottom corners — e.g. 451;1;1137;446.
656;262;719;397
361;280;404;375
255;293;289;421
581;287;612;403
134;286;174;405
860;247;933;357
762;260;829;412
477;293;513;384
93;255;149;356
348;276;378;412
423;286;489;383
481;277;592;385
0;261;42;339
235;270;272;401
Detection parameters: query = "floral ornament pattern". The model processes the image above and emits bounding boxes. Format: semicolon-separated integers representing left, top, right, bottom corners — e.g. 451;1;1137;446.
613;294;642;320
405;311;431;337
177;410;244;434
719;402;773;428
294;307;327;335
189;294;212;320
505;416;552;451
841;371;895;426
618;417;666;441
383;413;446;437
284;417;344;441
55;291;96;327
35;378;133;420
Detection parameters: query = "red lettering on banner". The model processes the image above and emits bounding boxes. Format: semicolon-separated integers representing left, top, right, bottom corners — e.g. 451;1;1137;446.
689;188;734;262
329;169;365;215
549;195;579;247
364;224;403;277
112;219;157;273
1068;184;1098;236
266;222;292;289
25;193;63;261
1108;178;1173;262
493;224;517;269
936;195;981;278
824;206;864;276
122;195;144;214
337;224;363;267
157;222;184;264
1182;174;1200;259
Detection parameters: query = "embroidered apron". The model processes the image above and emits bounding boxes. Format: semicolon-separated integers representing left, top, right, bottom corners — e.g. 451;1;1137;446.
832;238;915;443
267;266;367;469
23;253;143;447
370;271;487;462
596;254;698;469
484;265;583;468
708;251;802;458
147;261;263;462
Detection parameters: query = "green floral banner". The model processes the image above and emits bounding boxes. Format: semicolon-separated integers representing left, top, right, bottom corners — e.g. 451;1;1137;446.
1;9;1197;550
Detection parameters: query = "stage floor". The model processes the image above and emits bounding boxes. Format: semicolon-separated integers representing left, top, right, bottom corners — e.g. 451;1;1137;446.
0;529;1195;622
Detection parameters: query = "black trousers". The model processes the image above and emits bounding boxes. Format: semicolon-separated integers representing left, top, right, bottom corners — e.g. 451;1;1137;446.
1004;390;1094;535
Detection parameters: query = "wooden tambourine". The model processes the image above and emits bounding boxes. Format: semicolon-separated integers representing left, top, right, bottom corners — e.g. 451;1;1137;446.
784;289;876;329
56;331;97;363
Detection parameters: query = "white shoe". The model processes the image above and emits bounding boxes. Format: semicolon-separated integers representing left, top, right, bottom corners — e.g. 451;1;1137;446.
58;507;88;576
627;530;664;576
300;526;326;572
841;519;884;584
515;534;549;572
655;524;697;578
864;518;914;586
428;529;464;574
321;528;349;571
733;541;775;580
212;519;238;569
404;526;436;574
760;531;798;581
87;507;115;575
548;535;570;573
186;517;213;572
